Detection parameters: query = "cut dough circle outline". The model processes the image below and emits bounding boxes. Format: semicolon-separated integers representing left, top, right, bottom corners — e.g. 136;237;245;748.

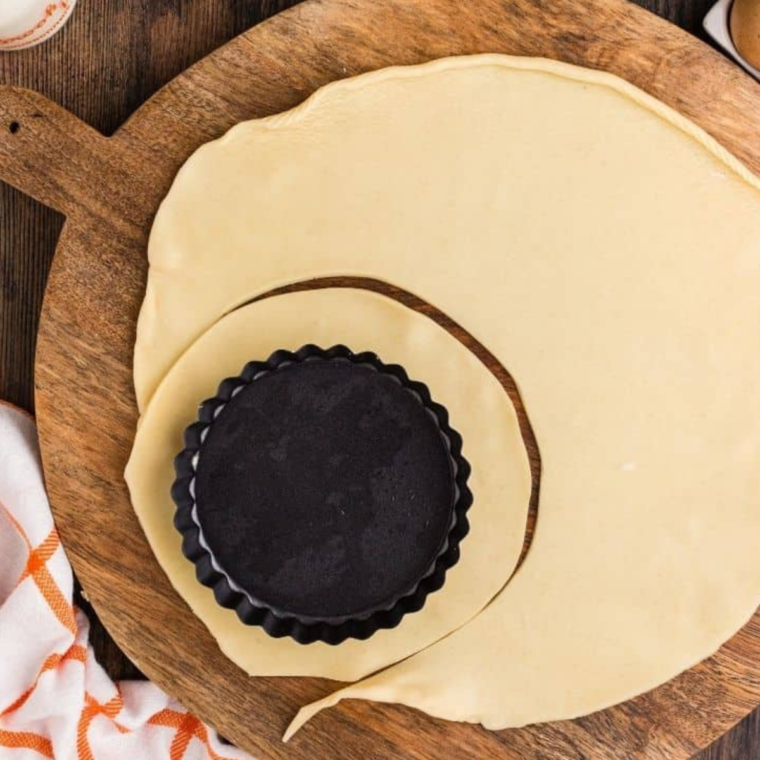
126;286;533;681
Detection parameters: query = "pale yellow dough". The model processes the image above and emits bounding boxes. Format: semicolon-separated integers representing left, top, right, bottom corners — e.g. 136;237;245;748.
126;287;531;679
131;54;760;734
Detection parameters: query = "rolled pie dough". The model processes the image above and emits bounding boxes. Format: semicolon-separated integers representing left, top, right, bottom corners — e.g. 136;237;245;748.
129;55;760;735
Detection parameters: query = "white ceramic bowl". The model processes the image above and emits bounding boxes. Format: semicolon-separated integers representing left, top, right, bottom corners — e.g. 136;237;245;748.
0;0;78;51
704;0;760;82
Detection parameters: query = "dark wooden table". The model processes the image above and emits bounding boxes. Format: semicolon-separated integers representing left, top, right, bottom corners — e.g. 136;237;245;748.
1;1;758;757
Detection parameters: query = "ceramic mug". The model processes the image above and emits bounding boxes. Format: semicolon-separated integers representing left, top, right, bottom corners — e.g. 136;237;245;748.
0;0;78;51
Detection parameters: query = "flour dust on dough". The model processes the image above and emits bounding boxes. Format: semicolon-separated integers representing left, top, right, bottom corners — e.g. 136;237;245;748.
126;287;531;680
131;54;760;735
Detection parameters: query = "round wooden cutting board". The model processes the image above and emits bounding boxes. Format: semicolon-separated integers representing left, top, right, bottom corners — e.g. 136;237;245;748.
1;0;760;757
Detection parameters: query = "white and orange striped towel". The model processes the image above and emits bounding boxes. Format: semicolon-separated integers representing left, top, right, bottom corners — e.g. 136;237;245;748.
0;401;252;760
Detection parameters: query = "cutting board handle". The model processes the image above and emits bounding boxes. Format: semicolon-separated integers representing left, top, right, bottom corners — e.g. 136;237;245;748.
0;87;111;217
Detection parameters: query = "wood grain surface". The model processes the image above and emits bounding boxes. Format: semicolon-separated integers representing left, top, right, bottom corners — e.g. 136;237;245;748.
1;0;759;758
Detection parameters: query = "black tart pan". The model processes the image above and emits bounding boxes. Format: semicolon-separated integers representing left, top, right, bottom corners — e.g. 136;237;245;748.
172;345;471;645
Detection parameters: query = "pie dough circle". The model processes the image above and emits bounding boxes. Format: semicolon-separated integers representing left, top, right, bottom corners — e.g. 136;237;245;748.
126;287;531;680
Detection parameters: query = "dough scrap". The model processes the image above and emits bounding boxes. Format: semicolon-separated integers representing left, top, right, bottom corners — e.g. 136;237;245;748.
131;54;760;733
126;287;531;680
